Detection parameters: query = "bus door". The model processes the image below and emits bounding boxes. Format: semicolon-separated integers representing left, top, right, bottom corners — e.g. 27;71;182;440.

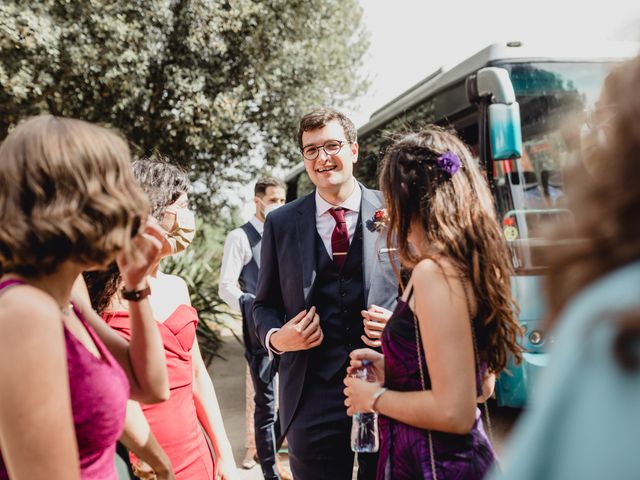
467;67;551;408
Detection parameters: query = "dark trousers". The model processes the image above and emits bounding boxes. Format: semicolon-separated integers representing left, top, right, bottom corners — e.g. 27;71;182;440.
286;372;378;480
248;353;281;480
115;442;135;479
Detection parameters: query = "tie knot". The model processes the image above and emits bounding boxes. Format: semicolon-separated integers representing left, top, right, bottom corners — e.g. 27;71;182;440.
328;207;347;223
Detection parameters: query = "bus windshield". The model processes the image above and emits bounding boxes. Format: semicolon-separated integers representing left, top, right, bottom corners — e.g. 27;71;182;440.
492;61;615;272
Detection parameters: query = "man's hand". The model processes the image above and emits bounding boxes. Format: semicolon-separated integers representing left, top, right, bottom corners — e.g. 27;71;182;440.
361;304;392;348
270;307;323;352
132;459;175;480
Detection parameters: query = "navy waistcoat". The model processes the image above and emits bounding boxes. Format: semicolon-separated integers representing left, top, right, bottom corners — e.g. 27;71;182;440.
238;222;265;357
238;222;261;295
308;217;366;381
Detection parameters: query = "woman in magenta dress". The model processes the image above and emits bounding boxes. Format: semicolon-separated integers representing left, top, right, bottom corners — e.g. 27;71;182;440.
86;157;237;480
0;116;169;479
344;126;523;479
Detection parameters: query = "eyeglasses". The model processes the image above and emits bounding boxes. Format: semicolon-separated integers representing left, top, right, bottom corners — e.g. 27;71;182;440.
301;140;351;161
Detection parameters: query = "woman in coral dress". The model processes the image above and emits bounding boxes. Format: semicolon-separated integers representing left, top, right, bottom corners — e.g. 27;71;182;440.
86;157;236;480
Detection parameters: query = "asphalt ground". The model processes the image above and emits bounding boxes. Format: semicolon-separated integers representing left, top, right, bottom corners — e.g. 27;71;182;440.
208;327;282;480
209;328;522;479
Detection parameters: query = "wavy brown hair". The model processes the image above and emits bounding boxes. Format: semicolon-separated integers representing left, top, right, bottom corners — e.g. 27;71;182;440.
379;125;523;373
84;261;121;314
297;107;357;149
0;115;148;277
545;56;640;369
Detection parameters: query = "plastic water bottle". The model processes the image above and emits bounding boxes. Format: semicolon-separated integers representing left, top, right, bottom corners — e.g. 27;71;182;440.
350;359;379;453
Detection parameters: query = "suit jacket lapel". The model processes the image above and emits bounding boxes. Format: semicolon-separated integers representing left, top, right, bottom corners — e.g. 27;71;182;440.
296;193;318;308
360;185;381;307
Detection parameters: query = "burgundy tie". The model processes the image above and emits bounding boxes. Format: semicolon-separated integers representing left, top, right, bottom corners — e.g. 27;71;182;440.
328;207;349;268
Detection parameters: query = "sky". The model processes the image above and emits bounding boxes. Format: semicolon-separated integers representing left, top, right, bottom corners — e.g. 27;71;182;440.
348;0;640;127
238;0;640;219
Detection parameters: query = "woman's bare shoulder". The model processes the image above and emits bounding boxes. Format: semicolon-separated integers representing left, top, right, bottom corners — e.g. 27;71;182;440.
410;257;468;310
0;285;62;329
0;285;66;362
412;257;459;284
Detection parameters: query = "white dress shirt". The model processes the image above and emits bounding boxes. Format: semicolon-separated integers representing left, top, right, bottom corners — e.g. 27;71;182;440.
266;180;362;356
218;216;264;313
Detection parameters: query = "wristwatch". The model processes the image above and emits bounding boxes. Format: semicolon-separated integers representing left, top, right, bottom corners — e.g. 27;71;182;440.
121;285;151;301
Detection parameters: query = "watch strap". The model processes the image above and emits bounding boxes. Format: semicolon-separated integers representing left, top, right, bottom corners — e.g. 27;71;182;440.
121;285;151;301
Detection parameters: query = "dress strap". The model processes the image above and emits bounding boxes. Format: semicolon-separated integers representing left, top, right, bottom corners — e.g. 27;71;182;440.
410;283;438;480
403;283;415;306
406;286;414;301
0;278;25;295
71;302;113;363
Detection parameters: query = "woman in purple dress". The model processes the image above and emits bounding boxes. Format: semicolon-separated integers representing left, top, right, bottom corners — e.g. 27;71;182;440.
344;126;523;479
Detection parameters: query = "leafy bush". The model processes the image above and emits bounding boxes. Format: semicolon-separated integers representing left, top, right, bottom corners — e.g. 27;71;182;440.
0;0;369;216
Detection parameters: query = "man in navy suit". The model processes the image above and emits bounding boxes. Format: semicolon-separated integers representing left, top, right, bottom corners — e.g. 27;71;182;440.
253;107;397;480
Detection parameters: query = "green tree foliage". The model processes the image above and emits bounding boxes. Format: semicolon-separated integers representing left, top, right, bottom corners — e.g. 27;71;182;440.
1;1;369;357
0;0;369;214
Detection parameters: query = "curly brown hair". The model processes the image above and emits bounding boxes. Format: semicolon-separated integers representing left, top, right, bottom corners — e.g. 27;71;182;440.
379;125;523;373
85;154;191;313
545;56;640;369
0;115;148;277
132;154;189;221
297;107;357;150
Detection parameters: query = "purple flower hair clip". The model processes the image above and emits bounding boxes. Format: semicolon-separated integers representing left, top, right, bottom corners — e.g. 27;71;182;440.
437;151;461;176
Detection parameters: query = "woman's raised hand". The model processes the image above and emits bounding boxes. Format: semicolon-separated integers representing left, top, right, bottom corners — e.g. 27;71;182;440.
117;221;165;289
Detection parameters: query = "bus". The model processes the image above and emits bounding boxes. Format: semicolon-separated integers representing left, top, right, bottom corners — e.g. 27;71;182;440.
285;41;638;407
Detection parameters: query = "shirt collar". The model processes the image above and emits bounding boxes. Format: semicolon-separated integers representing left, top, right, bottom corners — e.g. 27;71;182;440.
315;179;361;217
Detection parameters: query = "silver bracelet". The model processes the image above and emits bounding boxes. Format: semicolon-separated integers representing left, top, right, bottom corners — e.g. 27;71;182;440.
371;387;388;412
